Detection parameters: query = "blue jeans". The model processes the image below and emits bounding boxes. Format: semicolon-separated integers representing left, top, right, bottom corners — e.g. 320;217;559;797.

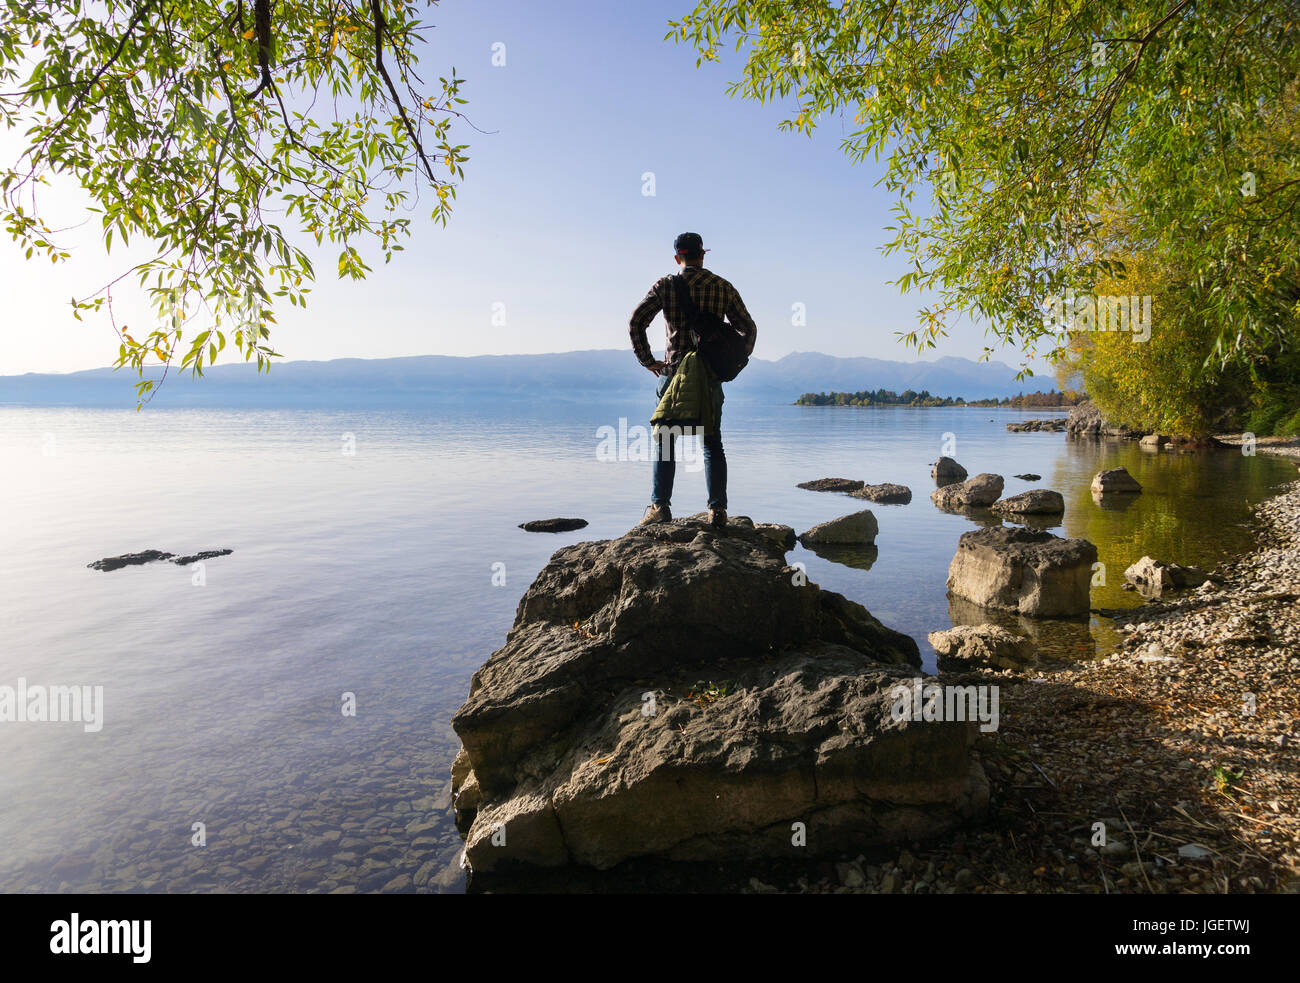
651;368;727;510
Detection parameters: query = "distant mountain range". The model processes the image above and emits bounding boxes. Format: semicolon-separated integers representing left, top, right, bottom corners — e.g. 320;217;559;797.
0;349;1042;407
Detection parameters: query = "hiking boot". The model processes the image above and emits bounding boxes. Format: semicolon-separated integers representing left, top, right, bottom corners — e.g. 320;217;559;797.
639;503;672;525
708;508;727;530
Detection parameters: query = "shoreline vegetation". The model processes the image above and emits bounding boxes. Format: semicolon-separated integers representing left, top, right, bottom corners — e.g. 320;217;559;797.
795;389;1088;408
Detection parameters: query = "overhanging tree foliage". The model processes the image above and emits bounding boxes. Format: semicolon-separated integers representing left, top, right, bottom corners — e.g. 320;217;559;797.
1;0;469;401
669;1;1300;373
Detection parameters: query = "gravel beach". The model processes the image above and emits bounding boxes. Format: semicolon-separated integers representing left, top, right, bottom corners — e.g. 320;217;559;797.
753;442;1300;895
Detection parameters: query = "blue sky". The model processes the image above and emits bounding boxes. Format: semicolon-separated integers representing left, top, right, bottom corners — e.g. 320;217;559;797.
0;0;1049;377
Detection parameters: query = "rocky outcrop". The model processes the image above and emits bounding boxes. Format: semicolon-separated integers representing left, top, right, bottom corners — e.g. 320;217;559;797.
990;490;1065;515
519;518;589;533
930;473;1005;510
1124;556;1210;593
1139;434;1170;450
87;550;175;571
87;549;232;571
928;625;1034;670
798;509;879;546
796;478;865;493
849;483;913;505
171;549;234;565
1091;467;1142;494
931;457;968;483
946;527;1097;617
1067;400;1143;439
1006;418;1067;432
450;517;987;873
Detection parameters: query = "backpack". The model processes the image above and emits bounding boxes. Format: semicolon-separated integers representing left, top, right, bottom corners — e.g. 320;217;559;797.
670;273;750;382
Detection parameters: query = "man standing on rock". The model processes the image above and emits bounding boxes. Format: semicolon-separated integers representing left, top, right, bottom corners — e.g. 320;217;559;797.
628;232;757;529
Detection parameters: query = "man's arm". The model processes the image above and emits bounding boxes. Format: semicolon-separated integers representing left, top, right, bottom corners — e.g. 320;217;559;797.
629;282;666;371
726;287;758;356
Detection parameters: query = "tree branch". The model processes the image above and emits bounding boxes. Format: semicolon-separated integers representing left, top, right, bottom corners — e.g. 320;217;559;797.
369;0;437;184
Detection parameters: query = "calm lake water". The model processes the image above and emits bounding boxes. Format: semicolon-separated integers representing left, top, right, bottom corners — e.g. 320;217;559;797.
0;397;1292;893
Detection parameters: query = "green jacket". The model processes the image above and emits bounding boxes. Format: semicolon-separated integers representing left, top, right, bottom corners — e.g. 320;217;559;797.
651;351;721;435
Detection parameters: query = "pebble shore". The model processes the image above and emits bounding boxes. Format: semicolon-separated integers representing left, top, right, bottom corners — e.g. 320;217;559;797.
753;443;1300;895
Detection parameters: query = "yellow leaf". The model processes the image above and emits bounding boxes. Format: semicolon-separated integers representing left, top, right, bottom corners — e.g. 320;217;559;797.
242;28;255;40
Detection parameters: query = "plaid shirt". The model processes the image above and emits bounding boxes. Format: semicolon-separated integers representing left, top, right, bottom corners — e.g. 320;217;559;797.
629;265;757;372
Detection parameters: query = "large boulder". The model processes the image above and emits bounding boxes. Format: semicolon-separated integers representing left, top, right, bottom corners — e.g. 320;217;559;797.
451;518;987;873
931;457;968;483
990;489;1065;515
930;473;1005;510
798;509;879;546
946;526;1098;617
850;482;913;505
928;625;1034;670
1091;467;1142;494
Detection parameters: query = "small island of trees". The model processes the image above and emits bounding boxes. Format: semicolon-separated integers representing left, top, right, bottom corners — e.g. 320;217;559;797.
794;389;1088;408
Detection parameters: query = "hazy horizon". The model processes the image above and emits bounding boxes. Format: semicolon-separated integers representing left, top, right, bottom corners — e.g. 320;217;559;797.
0;346;1034;378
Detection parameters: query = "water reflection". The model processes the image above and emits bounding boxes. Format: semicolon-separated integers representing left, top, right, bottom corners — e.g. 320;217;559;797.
801;542;879;572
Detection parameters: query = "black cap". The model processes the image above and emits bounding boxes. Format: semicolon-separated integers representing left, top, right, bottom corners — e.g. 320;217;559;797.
673;232;708;255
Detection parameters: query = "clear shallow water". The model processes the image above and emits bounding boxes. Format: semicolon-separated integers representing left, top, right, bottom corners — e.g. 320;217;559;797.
0;399;1292;892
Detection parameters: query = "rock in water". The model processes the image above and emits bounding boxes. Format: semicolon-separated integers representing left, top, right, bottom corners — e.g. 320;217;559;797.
946;526;1097;617
928;624;1034;670
519;518;589;533
1090;467;1142;494
930;473;1005;510
850;482;913;504
931;457;968;483
1006;418;1067;432
450;517;987;873
171;549;234;565
88;549;234;570
990;489;1065;515
87;550;176;571
798;509;879;546
796;478;865;493
1124;556;1210;593
1013;473;1041;481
